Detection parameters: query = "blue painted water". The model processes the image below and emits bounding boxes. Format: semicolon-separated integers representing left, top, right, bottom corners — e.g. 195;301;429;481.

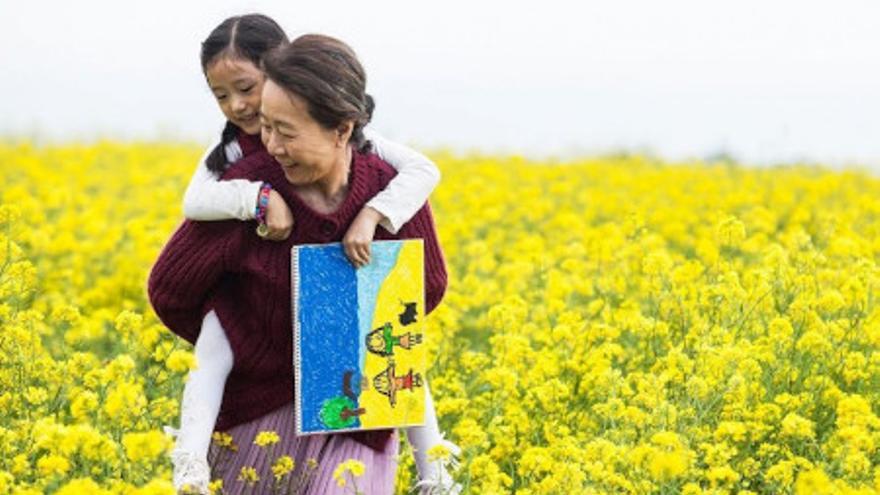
356;241;402;369
297;245;361;432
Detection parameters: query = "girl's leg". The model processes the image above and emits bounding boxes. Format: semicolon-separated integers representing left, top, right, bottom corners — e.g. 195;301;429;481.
171;310;234;493
406;382;462;494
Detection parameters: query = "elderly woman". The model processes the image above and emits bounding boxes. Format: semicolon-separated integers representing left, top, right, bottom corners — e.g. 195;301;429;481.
149;34;448;494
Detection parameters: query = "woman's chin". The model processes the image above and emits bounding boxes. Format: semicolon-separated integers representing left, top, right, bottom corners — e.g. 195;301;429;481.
281;167;307;185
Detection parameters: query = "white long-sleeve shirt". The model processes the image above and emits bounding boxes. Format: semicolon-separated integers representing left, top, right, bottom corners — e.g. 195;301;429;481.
182;128;440;233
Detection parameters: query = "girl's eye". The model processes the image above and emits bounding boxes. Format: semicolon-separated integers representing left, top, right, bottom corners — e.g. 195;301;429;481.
215;94;227;101
240;85;255;94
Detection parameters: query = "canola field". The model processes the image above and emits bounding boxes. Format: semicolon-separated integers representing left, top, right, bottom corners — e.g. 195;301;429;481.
2;142;880;494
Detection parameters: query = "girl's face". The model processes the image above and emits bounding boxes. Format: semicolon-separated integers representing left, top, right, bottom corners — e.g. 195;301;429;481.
259;79;352;186
205;56;265;135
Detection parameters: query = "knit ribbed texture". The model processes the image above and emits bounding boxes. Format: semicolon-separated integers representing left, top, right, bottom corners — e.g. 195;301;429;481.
148;148;447;452
236;129;263;157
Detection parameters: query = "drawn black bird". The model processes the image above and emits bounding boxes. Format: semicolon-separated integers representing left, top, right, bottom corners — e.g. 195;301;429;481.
399;301;418;326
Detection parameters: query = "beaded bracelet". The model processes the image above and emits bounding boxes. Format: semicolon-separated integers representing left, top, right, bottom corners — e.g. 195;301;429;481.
255;182;272;237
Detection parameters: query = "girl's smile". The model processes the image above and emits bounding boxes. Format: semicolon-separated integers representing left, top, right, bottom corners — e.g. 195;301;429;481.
205;57;265;135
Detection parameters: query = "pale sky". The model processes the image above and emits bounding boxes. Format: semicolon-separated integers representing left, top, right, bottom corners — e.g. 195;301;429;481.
2;1;878;166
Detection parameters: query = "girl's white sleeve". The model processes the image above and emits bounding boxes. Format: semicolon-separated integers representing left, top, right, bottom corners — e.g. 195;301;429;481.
363;129;441;234
182;139;262;221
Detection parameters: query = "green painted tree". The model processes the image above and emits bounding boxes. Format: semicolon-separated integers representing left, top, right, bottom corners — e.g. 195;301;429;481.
319;396;365;429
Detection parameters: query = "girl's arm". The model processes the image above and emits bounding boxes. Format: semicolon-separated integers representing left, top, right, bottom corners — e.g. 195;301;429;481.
183;139;263;221
363;129;440;234
343;130;440;267
183;140;294;240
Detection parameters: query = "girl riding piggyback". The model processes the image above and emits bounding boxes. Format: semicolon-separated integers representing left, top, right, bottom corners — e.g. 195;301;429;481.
166;13;460;495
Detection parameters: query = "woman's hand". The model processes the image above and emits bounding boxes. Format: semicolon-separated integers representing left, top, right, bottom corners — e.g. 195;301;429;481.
261;190;294;241
343;206;384;268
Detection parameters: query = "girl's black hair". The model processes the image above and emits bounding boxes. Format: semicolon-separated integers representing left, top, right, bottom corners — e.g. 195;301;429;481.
201;14;288;175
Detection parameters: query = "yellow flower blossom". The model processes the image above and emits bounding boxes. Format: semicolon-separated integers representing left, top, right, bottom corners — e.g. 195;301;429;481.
253;430;281;447
165;349;197;373
37;453;71;477
237;466;259;484
272;455;295;481
3;144;880;493
122;431;172;462
333;459;366;488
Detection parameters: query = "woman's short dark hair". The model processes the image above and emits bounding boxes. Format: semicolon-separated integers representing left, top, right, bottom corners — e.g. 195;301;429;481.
202;14;288;174
262;34;374;153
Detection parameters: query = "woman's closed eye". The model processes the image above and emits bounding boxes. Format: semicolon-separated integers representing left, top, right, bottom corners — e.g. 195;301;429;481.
265;126;295;140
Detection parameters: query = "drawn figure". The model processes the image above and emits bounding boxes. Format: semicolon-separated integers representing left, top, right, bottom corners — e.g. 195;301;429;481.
366;322;423;357
372;361;423;407
399;301;418;326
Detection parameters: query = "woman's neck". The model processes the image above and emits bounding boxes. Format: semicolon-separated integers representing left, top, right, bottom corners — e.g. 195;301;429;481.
294;147;353;214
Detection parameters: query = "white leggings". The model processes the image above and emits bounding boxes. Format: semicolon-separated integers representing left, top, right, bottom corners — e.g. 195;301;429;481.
175;310;446;477
175;310;233;457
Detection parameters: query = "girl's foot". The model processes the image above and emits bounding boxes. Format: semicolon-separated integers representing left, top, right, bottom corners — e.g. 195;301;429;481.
414;473;463;495
413;438;462;495
171;449;210;494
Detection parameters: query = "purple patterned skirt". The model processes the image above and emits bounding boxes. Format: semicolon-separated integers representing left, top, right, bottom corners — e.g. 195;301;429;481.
208;402;399;494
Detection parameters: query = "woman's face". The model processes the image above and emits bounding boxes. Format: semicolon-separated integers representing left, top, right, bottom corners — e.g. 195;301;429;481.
205;56;265;135
260;79;349;185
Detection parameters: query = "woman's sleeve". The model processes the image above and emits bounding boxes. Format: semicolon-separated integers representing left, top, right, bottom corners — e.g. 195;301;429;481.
148;220;243;344
395;203;447;314
182;140;263;221
363;128;441;234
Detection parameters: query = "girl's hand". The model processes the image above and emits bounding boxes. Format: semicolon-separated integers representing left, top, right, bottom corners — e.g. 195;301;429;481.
343;206;384;268
262;190;294;241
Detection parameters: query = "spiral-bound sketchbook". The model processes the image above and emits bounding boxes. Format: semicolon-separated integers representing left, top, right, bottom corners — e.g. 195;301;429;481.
292;240;426;435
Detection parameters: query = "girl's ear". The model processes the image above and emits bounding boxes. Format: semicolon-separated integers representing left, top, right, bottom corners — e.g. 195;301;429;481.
336;120;354;148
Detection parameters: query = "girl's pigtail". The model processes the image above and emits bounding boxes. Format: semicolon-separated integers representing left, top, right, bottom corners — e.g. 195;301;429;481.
205;121;238;176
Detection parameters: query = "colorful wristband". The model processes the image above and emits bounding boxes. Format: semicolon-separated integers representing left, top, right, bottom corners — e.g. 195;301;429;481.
255;182;272;224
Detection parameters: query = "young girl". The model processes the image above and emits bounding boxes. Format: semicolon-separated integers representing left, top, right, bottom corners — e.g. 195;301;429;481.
167;14;459;495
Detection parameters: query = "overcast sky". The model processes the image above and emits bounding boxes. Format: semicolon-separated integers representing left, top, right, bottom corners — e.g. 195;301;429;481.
2;1;878;165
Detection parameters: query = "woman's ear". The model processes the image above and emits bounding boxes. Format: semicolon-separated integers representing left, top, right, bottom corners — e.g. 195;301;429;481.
336;120;354;148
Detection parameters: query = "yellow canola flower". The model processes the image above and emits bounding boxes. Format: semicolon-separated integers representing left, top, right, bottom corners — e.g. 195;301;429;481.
780;412;815;441
237;466;260;484
55;478;111;495
333;459;366;487
122;431;172;462
253;430;280;447
5;143;880;494
103;381;146;427
272;455;295;481
165;349;197;373
208;479;223;494
36;453;71;477
426;443;452;463
133;479;176;495
795;468;834;495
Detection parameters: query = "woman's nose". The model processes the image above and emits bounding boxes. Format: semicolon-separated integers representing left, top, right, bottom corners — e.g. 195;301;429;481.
266;132;283;156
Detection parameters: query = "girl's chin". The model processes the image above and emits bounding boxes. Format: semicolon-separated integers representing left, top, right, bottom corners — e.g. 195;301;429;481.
238;121;261;135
